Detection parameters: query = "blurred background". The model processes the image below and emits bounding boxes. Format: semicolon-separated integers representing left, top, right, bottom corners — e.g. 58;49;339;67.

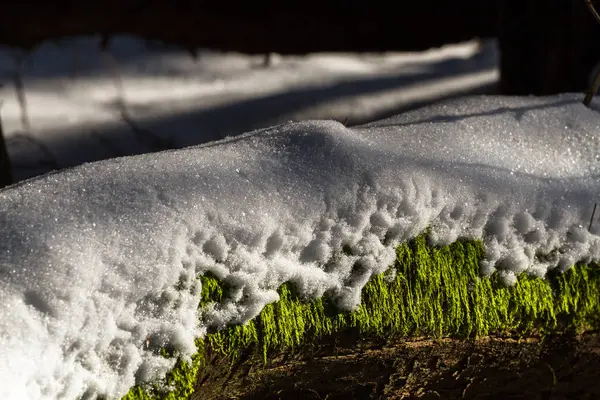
0;0;599;186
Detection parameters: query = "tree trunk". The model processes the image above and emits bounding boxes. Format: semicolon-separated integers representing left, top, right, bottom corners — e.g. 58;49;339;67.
499;0;600;95
0;112;12;189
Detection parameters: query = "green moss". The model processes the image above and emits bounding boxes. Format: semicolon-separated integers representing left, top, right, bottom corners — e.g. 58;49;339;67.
121;235;600;399
119;275;225;400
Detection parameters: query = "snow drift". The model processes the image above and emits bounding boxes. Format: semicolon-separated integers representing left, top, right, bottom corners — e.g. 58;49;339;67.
1;94;599;399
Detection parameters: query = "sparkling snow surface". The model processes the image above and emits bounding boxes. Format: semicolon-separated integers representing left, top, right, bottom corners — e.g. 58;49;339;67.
2;94;600;399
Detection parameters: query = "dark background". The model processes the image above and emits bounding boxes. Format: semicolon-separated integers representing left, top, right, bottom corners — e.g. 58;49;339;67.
1;1;598;94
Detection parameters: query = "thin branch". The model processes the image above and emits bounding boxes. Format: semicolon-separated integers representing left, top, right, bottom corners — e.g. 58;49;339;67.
71;46;79;79
187;46;198;60
263;53;273;67
10;132;60;170
89;130;124;158
590;203;598;231
101;51;126;108
102;50;175;153
104;51;160;150
585;0;600;25
120;109;175;152
13;54;30;131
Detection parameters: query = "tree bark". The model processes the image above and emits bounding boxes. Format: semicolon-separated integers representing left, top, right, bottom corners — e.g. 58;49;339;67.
0;112;12;189
194;333;600;399
499;0;600;95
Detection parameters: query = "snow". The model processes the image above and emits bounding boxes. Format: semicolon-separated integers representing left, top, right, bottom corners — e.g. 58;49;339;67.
0;35;497;181
1;36;599;400
2;92;600;399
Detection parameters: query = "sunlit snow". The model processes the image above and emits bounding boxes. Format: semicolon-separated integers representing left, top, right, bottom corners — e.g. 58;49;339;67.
1;36;599;400
1;92;600;399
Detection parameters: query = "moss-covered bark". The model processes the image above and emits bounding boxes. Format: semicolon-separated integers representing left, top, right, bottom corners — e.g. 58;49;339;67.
122;235;600;399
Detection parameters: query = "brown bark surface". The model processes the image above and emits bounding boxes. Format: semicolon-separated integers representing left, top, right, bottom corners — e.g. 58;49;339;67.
194;331;600;399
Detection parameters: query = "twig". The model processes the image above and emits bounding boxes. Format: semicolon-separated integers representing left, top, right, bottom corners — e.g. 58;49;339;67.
590;203;598;231
89;130;124;158
101;51;126;108
102;51;174;152
71;45;79;79
263;53;273;67
187;46;198;60
13;54;30;130
100;35;112;51
11;132;60;170
120;110;175;152
585;0;600;25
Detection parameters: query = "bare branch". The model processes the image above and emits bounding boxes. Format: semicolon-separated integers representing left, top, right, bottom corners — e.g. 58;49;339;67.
10;131;60;170
13;54;30;131
101;51;126;109
101;51;176;153
89;130;124;158
585;0;600;25
120;109;175;153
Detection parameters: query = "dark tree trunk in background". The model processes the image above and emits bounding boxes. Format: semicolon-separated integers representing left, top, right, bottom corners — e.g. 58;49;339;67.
0;114;12;189
499;0;600;95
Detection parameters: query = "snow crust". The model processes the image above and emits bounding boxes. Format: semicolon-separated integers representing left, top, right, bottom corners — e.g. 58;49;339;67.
1;94;600;399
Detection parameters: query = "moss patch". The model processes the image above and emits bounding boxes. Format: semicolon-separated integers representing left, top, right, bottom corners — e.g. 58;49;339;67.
121;235;600;399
